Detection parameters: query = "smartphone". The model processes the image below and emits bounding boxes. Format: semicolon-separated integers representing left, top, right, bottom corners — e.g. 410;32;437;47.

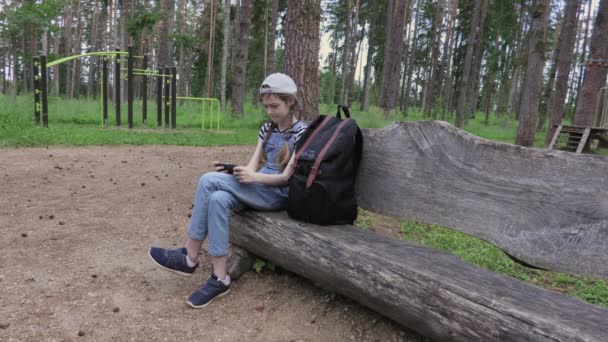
217;163;236;174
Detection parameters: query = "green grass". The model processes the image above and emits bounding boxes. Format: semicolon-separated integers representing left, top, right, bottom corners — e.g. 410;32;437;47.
2;94;607;155
397;219;608;308
0;95;265;147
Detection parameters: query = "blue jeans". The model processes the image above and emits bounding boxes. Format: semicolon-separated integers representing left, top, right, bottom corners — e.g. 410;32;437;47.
187;172;288;256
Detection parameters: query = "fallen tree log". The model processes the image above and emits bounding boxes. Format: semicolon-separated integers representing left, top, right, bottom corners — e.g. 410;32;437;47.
357;121;608;278
230;121;608;341
231;211;608;342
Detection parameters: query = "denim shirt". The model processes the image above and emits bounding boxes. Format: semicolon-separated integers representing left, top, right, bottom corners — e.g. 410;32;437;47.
258;121;306;175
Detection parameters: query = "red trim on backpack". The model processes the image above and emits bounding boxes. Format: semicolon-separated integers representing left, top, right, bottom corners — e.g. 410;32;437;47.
294;116;332;164
306;119;351;188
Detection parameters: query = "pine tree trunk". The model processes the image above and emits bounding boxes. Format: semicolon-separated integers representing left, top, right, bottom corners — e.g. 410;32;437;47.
346;0;361;106
64;0;74;98
455;0;481;128
206;0;217;98
515;0;550;147
53;32;60;96
379;0;408;114
483;34;500;126
573;0;608;127
158;0;176;67
88;1;99;98
464;0;488;122
360;39;373;111
284;0;321;121
1;56;5;95
340;0;352;105
329;29;338;105
574;1;594;109
220;0;231;111
71;0;83;98
399;0;414;113
537;17;562;132
10;45;17;102
177;0;188;100
423;0;443;119
439;0;457;120
545;0;580;144
266;0;279;76
231;0;253;116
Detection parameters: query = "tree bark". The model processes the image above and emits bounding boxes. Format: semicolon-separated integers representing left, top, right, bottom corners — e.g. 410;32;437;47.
71;0;83;98
537;17;561;132
403;1;421;116
231;121;608;340
52;31;60;96
231;0;253;116
177;0;188;100
87;1;100;98
64;0;74;98
220;0;231;112
574;1;594;109
232;208;608;342
422;0;443;119
464;0;488;122
379;0;408;114
339;0;352;105
284;0;321;121
455;0;481;127
515;0;550;146
266;0;279;76
573;0;608;127
346;0;361;106
158;0;176;68
440;0;457;120
545;0;581;144
360;35;373;111
483;34;500;126
206;0;218;98
329;28;338;105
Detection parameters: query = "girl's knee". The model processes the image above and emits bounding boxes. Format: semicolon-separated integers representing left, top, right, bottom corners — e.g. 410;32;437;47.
198;172;219;190
209;190;235;209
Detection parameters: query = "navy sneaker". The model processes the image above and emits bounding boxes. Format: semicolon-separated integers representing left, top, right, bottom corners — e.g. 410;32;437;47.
148;247;198;277
187;274;231;308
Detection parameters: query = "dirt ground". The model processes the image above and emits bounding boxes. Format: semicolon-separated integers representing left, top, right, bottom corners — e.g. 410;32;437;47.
0;146;423;342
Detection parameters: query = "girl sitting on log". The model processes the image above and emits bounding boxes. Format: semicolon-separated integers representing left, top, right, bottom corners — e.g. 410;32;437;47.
148;73;307;308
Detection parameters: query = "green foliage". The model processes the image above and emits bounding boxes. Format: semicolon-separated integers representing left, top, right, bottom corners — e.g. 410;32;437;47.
127;11;163;38
172;32;198;50
398;219;608;308
253;258;275;273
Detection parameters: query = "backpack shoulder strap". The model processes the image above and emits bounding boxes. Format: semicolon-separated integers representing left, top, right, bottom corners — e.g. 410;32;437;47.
353;126;363;180
294;115;332;163
306;119;352;188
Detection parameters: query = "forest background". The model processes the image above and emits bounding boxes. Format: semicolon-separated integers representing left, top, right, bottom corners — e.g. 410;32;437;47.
0;0;607;148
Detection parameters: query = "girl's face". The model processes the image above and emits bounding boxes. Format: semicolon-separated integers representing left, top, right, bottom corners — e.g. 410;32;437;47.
262;94;295;127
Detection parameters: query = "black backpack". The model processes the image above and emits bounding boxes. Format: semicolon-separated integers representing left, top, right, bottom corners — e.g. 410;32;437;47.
287;105;363;225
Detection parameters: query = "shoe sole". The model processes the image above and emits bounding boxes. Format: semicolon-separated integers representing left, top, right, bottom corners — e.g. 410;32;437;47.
186;289;231;309
148;248;195;277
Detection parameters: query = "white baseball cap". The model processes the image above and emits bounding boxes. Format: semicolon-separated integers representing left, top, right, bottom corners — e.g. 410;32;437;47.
259;73;298;96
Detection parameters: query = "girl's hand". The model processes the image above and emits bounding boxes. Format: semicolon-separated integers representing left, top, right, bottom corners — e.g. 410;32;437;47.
212;161;234;173
212;161;224;171
233;166;258;184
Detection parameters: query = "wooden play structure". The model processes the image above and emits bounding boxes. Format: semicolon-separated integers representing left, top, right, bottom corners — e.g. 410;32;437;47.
230;121;608;341
549;59;608;153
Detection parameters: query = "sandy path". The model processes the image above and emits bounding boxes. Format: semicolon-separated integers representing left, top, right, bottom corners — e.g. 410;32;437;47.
0;146;420;341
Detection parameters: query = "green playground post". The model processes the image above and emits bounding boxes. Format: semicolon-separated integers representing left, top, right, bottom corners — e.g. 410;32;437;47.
176;97;220;131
